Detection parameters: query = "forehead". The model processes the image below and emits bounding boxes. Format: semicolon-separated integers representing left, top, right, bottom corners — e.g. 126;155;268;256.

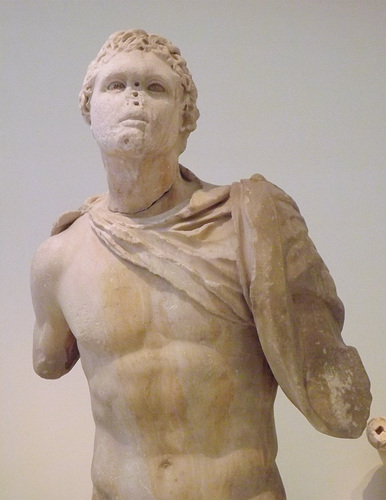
95;50;180;85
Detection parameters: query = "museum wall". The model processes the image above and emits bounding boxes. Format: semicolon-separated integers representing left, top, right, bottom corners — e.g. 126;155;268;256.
1;1;385;498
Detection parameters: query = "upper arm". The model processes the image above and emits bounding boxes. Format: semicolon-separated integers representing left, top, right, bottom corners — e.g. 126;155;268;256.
282;211;371;437
31;237;79;379
232;177;371;438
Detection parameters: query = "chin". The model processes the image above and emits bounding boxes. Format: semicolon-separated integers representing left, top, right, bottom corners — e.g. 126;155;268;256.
102;132;146;157
119;136;145;154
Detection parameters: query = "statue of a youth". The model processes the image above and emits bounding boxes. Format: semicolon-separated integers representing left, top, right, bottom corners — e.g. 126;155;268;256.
31;30;371;500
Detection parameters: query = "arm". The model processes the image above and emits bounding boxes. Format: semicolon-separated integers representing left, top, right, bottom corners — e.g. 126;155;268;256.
31;238;79;379
231;175;371;437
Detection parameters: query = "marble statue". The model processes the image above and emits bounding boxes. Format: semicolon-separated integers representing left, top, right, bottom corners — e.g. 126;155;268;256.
31;30;372;500
367;417;386;466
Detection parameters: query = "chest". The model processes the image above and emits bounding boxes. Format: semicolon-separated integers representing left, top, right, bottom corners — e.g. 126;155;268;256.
58;235;228;355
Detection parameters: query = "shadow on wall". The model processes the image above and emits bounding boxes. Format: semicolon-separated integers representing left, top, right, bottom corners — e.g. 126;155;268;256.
351;465;386;500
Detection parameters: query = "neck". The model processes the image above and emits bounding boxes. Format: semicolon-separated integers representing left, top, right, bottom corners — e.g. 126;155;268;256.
102;152;198;217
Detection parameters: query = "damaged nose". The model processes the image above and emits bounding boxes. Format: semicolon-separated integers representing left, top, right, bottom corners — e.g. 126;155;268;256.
126;92;140;106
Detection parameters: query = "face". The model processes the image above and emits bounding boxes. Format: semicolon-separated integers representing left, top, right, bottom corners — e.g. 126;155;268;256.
89;50;184;158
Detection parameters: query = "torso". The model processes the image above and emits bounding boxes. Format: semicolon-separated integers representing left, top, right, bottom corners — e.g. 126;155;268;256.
55;213;285;500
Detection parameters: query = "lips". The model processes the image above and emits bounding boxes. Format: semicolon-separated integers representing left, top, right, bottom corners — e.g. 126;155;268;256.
120;118;147;131
120;111;148;123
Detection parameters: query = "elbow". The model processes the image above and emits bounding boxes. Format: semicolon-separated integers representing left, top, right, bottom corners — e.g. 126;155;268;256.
323;406;372;439
304;391;372;439
332;387;373;439
34;364;67;379
305;363;372;439
33;351;69;379
321;413;371;440
302;397;372;439
33;333;79;379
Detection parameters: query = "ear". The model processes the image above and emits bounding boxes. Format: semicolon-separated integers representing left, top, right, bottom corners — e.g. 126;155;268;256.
180;103;192;133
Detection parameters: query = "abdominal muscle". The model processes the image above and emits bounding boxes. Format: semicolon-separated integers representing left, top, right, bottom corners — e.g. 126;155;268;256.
82;336;283;500
91;436;284;500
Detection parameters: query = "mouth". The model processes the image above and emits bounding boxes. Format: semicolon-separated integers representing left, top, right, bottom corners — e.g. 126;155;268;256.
120;118;147;131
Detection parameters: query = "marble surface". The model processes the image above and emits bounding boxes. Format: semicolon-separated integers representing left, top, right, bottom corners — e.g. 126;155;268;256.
31;30;372;500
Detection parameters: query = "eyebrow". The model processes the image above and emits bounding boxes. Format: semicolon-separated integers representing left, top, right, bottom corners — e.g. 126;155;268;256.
104;70;171;82
99;71;127;85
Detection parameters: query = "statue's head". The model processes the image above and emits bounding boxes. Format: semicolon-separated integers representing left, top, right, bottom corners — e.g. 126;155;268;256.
79;29;199;154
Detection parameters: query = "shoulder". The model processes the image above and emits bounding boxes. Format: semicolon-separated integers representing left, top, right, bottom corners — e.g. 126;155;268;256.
31;235;64;285
51;193;104;235
33;191;105;274
230;173;304;233
232;173;300;212
31;214;91;289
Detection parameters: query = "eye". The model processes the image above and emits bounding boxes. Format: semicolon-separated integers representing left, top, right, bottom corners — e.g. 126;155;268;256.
107;81;125;91
147;82;165;93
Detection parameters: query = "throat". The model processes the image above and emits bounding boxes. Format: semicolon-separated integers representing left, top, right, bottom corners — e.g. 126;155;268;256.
125;182;175;216
105;161;202;217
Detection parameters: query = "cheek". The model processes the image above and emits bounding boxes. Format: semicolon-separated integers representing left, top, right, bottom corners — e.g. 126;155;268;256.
90;115;105;141
90;96;118;128
159;110;183;143
150;99;180;122
91;109;113;140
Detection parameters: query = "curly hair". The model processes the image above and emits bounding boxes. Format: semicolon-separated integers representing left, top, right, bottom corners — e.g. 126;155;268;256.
79;30;199;151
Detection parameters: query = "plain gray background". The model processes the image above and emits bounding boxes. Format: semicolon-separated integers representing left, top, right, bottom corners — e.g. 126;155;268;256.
1;1;385;499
